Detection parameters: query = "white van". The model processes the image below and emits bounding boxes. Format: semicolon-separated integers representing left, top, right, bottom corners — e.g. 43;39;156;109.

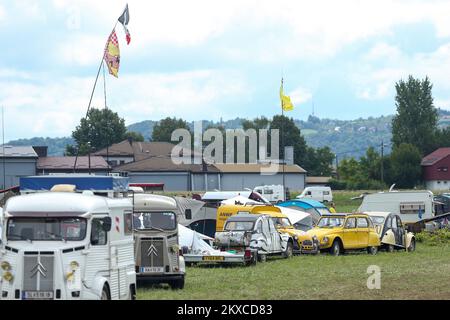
297;186;333;203
0;191;137;300
253;185;286;203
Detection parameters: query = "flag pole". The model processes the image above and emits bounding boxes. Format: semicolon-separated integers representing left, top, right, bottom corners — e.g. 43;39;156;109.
281;78;286;198
73;21;119;172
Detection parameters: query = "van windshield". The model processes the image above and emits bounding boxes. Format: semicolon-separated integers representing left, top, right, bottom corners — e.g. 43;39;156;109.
7;217;87;241
134;212;177;231
224;221;254;231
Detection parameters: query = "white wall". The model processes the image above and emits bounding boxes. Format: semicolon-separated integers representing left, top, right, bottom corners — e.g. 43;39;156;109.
426;180;450;192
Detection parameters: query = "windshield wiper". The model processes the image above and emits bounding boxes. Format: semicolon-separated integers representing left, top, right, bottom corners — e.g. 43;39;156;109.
7;233;26;240
146;226;166;232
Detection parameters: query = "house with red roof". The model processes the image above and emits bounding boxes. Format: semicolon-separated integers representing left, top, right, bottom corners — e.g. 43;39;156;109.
421;147;450;191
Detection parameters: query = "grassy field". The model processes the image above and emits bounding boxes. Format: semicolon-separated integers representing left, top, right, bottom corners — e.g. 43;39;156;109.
136;190;450;300
137;244;450;300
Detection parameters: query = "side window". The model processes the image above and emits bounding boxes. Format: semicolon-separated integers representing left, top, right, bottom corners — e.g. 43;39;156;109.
124;212;133;235
396;216;403;228
345;218;356;229
357;218;368;228
91;219;107;246
386;217;392;228
392;217;398;229
268;219;277;232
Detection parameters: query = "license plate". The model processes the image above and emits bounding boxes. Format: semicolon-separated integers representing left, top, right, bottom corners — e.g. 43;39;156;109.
140;267;164;273
203;256;224;261
23;291;53;300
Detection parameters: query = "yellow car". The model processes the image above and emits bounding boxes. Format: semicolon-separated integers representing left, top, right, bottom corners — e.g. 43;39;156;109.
306;213;381;256
217;204;320;254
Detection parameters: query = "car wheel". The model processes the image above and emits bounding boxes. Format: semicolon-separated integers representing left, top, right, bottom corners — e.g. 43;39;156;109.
387;244;395;253
407;239;416;252
257;254;267;263
284;242;293;259
367;246;378;255
330;240;341;256
101;284;110;300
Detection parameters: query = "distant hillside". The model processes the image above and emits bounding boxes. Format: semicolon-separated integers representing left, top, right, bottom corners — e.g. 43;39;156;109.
6;109;449;158
6;137;74;156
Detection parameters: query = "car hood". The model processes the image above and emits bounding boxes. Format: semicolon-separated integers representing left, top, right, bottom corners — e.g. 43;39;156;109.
306;228;338;238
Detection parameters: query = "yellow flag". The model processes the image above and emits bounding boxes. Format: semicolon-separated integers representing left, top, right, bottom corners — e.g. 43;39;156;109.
280;80;294;112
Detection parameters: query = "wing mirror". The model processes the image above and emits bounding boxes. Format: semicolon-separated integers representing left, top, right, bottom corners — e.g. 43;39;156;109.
102;217;112;232
185;209;192;220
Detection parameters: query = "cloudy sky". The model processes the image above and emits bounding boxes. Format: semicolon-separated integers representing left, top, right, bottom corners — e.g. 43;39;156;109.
1;0;450;141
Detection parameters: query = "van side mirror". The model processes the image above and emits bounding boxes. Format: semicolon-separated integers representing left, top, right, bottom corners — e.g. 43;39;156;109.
185;209;192;220
102;217;112;232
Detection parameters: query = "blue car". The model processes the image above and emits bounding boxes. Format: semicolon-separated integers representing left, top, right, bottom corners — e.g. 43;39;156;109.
278;199;331;225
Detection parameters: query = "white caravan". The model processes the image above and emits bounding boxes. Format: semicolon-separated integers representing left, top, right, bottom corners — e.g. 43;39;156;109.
297;186;333;203
357;190;436;226
253;185;286;203
0;191;136;300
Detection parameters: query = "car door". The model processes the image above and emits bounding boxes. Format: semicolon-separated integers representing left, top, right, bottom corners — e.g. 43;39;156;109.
394;216;405;247
261;218;272;253
343;217;358;249
356;217;370;248
268;218;281;252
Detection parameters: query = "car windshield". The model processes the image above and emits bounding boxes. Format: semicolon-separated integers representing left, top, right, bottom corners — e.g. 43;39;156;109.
317;217;345;228
370;216;385;226
224;221;254;231
272;217;292;228
133;212;177;231
7;217;87;241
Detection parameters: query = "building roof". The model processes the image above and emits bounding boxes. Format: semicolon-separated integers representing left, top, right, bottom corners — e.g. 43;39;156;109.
306;176;332;184
214;163;306;174
37;157;110;170
0;146;38;158
421;148;450;166
114;156;220;173
94;140;200;162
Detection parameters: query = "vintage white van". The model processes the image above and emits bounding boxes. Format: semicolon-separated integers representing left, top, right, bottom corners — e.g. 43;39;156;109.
132;194;186;289
0;191;136;300
297;186;333;203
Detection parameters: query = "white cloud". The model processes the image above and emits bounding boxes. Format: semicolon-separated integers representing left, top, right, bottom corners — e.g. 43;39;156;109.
289;86;312;105
0;68;249;139
354;42;450;104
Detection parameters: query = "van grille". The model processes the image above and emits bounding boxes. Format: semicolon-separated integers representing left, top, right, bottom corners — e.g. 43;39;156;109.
141;240;164;268
23;254;54;292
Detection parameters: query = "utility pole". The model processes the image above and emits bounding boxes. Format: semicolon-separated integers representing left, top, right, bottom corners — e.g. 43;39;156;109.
335;154;339;180
380;140;384;187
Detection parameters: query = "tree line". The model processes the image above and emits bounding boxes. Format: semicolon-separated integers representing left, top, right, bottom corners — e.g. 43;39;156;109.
332;75;450;190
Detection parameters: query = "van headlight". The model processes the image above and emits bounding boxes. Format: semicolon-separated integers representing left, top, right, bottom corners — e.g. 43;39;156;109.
3;271;13;282
1;261;11;271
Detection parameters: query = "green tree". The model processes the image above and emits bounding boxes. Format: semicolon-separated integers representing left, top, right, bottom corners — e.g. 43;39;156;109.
65;108;127;156
303;146;335;176
125;131;145;142
390;143;422;188
392;76;438;155
152;117;191;143
270;115;308;167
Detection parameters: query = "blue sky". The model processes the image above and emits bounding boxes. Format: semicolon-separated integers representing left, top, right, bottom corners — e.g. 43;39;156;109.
1;0;450;141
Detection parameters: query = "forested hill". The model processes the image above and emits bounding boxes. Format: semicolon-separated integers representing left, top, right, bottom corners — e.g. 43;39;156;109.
7;109;450;158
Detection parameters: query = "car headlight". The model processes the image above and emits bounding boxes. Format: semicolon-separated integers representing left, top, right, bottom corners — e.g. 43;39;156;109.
170;244;179;253
293;235;298;241
312;235;318;241
1;261;11;271
3;271;13;282
70;261;79;269
322;237;329;244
